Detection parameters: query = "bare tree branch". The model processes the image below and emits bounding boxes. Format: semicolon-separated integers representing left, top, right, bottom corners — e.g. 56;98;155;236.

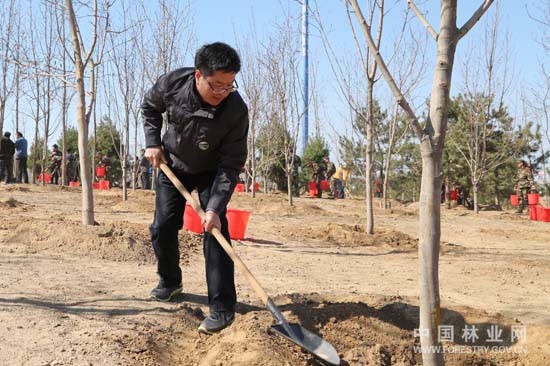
348;0;424;140
457;0;495;41
407;0;438;40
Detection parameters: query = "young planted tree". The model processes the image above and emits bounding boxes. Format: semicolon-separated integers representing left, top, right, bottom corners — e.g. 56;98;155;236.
263;22;304;206
64;0;110;225
529;1;550;205
106;0;143;199
25;4;43;185
446;93;516;212
237;33;267;198
348;1;495;364
137;0;195;189
39;1;61;186
448;4;513;212
345;0;383;234
0;0;18;136
55;3;74;186
316;0;424;230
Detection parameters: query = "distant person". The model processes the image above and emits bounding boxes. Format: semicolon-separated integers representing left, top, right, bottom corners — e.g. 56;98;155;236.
514;160;535;214
374;179;382;198
290;154;301;197
331;162;350;199
324;157;336;180
451;181;463;205
310;161;324;198
14;132;28;184
323;157;336;198
72;151;81;182
138;149;151;189
48;144;62;185
141;42;248;335
65;147;77;184
0;132;15;184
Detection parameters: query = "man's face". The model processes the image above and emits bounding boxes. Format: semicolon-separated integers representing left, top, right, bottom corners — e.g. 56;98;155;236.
517;161;523;168
195;70;237;106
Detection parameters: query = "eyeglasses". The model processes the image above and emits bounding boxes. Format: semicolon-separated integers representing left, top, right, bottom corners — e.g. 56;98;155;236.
205;78;238;94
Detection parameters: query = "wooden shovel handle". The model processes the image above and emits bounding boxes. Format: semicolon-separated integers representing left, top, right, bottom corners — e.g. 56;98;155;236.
159;163;269;305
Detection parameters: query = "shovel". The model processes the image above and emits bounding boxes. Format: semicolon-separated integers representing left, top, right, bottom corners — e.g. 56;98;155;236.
159;163;340;366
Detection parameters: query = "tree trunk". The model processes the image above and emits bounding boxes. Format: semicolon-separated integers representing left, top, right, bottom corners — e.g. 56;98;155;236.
365;83;375;235
417;2;458;365
251;124;257;198
65;0;95;225
418;145;444;366
287;173;293;207
382;156;391;209
473;184;479;214
445;176;450;209
32;77;40;184
123;111;129;201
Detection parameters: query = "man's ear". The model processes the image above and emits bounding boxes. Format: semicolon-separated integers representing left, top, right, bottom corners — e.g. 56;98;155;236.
195;69;202;81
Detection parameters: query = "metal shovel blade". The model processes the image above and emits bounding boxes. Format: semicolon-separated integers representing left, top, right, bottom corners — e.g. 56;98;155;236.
271;323;340;365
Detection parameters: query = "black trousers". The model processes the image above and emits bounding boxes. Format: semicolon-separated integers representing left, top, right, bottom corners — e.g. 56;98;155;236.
15;157;28;183
150;169;236;313
0;158;13;183
141;171;151;189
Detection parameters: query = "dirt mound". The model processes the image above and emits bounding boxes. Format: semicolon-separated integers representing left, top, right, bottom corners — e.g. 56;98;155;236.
0;196;22;208
1;217;202;264
120;295;531;366
256;201;325;216
283;223;417;249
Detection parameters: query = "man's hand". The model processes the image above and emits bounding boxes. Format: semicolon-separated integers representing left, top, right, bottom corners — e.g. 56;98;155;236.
203;210;221;232
145;146;167;168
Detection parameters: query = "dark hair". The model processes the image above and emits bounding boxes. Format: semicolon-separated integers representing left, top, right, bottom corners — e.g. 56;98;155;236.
194;42;241;76
4;131;10;138
16;131;23;138
53;144;58;149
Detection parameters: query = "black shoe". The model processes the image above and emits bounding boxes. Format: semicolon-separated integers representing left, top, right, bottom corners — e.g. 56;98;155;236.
149;283;182;302
198;311;235;335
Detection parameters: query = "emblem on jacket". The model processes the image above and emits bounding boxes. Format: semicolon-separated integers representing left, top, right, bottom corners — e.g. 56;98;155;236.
198;141;210;150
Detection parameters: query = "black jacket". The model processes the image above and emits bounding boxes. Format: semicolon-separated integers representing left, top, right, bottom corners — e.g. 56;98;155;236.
142;68;249;214
0;136;15;160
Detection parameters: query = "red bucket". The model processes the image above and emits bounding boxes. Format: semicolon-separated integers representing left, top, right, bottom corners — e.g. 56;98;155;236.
528;193;540;205
529;206;538;221
99;180;109;190
539;207;550;222
449;190;458;200
96;166;106;177
69;181;80;187
308;181;318;197
38;173;51;183
227;209;250;240
320;180;330;191
92;183;100;189
234;183;245;192
510;194;518;206
183;204;203;234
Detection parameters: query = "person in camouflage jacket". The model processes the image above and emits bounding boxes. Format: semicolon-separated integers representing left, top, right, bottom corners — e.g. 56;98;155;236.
514;160;535;213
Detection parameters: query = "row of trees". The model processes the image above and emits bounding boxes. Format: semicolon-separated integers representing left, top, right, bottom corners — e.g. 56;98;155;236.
0;0;196;223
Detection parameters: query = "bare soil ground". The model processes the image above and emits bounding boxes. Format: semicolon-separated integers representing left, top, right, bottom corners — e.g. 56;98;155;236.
0;183;549;366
